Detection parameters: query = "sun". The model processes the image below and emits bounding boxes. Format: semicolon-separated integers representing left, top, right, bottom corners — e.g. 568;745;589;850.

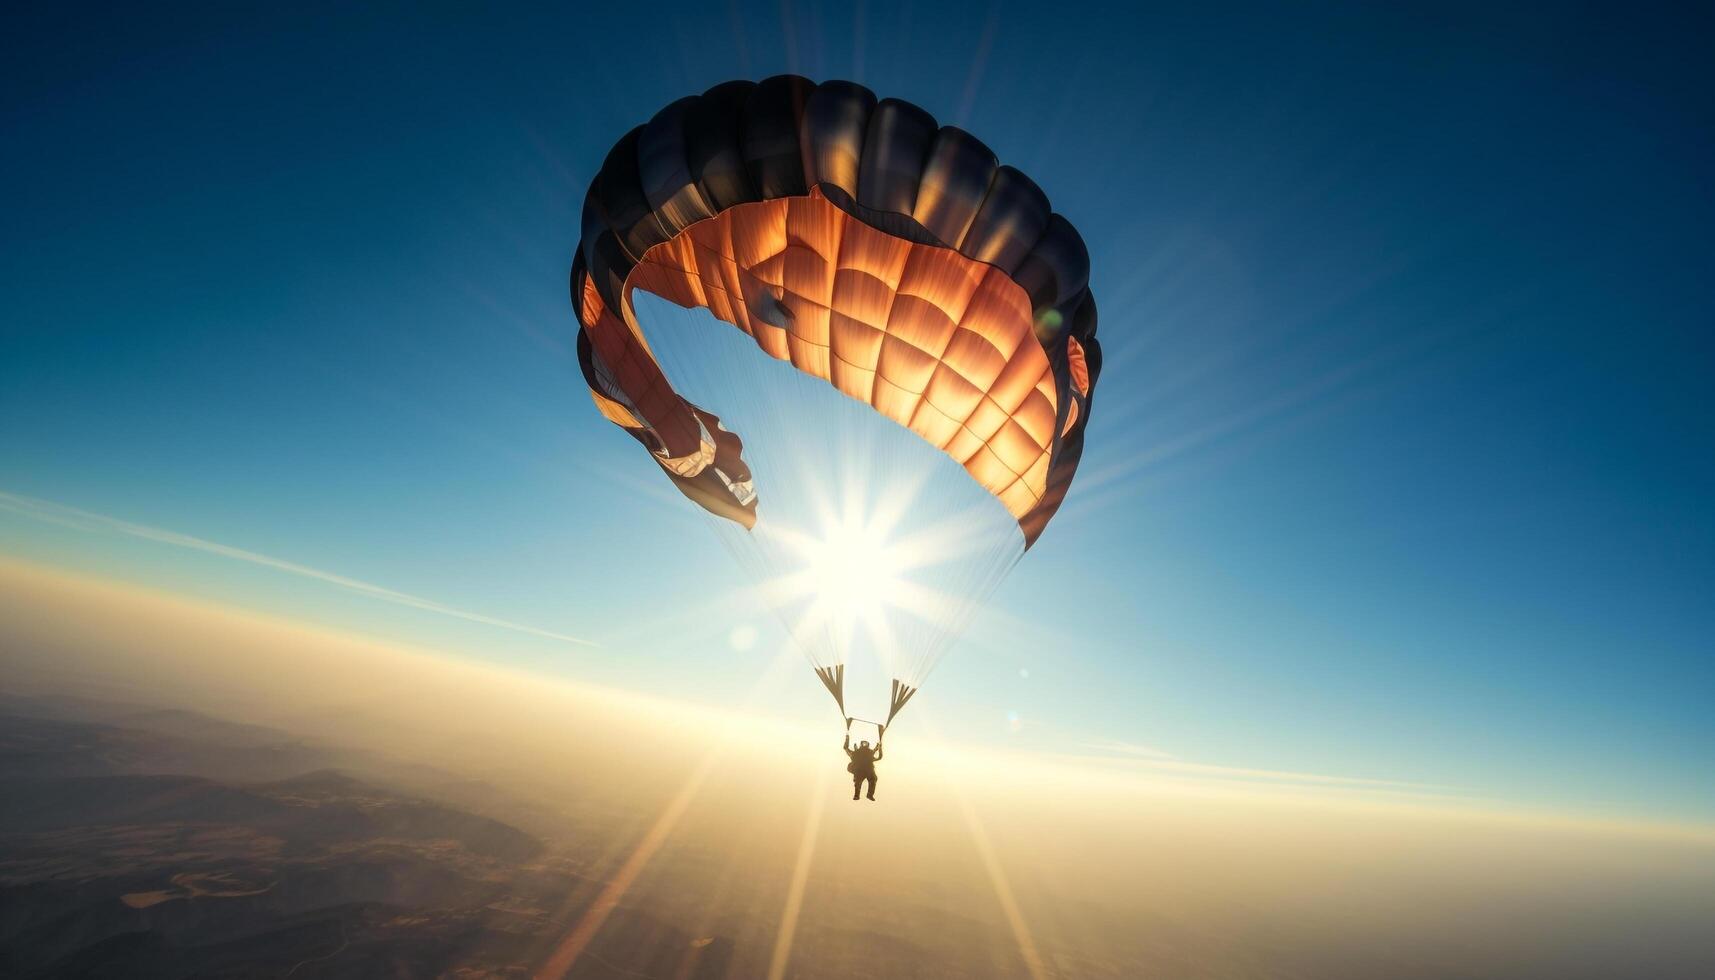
735;458;1023;705
754;478;1003;649
800;515;905;626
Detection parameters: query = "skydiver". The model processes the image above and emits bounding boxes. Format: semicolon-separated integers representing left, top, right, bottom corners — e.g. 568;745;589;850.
843;718;883;801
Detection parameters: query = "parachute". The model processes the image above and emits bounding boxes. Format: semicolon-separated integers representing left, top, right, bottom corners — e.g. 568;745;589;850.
573;77;1101;727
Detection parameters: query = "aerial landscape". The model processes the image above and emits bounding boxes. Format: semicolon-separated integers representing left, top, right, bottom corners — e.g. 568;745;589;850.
4;3;1713;977
4;563;1712;977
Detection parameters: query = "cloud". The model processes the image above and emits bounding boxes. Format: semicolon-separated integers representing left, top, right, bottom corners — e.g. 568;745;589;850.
1069;735;1451;794
1073;736;1182;761
0;490;598;648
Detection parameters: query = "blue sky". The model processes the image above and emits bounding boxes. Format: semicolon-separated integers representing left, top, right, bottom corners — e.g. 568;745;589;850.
3;3;1712;820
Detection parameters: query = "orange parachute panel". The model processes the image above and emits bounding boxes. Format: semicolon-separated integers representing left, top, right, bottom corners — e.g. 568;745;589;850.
572;77;1101;548
584;187;1058;518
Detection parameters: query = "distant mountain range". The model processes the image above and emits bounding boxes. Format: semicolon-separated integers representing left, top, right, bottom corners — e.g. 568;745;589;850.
0;694;734;978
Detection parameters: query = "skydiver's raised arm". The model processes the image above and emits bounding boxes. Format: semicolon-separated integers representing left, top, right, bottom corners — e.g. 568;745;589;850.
843;734;854;757
873;743;883;762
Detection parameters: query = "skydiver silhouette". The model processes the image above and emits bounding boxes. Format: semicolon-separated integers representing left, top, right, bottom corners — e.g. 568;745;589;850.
843;718;883;801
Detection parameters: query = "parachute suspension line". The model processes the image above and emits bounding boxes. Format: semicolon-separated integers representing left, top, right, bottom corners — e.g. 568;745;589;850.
894;516;1023;691
813;664;845;714
640;296;849;678
886;679;918;724
633;294;1024;723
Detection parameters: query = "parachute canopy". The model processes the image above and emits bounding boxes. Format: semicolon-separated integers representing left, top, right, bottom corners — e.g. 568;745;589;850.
573;77;1102;722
